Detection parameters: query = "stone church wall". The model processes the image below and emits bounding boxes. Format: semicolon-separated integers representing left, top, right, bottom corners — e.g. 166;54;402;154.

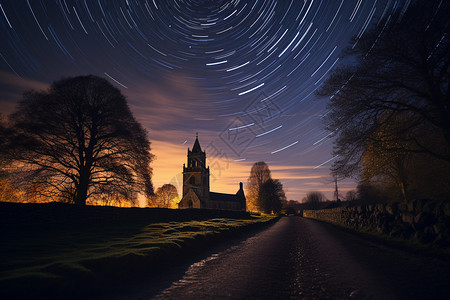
209;200;243;211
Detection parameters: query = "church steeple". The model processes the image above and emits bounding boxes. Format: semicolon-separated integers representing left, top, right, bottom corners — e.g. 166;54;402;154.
178;134;246;211
183;135;209;200
192;133;202;153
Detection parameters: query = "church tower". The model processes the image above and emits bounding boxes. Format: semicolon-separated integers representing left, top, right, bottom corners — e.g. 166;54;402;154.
182;134;210;202
179;134;245;210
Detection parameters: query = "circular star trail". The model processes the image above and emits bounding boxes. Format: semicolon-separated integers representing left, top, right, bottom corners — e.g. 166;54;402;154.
0;0;411;200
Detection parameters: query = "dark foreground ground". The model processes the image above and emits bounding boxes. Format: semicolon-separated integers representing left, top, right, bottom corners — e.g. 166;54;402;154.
0;202;274;299
2;203;450;299
117;217;450;300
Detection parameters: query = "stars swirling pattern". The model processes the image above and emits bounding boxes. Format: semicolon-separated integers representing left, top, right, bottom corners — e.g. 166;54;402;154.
0;0;411;200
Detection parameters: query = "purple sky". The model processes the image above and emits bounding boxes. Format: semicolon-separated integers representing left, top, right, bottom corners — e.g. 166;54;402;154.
0;0;411;201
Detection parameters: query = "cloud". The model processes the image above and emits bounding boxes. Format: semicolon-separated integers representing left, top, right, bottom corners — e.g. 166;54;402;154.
125;71;213;130
0;71;50;115
0;70;49;92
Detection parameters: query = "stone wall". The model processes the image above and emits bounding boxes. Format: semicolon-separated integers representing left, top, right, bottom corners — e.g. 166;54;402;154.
303;199;450;246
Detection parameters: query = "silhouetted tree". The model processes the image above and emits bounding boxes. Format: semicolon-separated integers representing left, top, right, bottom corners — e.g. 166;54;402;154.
304;191;326;210
356;182;388;205
0;171;19;202
246;161;271;212
0;117;17;202
361;114;450;202
246;161;285;213
345;190;357;202
4;75;154;205
318;0;450;178
148;184;179;208
361;115;413;202
259;179;285;214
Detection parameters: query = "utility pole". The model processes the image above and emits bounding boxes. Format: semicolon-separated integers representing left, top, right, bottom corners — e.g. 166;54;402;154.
334;176;341;204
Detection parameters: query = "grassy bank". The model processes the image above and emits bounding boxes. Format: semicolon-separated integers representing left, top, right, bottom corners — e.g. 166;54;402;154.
0;202;277;299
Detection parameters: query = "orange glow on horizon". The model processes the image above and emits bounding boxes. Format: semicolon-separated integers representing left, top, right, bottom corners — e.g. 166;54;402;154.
150;138;355;203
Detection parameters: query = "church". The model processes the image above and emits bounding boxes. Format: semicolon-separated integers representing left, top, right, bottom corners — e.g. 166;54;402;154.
178;135;246;211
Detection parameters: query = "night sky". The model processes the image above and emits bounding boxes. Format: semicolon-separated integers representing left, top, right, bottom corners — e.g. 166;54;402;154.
0;0;410;203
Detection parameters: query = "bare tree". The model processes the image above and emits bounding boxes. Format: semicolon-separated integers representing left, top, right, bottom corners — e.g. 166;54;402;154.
304;191;326;210
0;172;19;202
148;184;179;208
4;75;154;205
345;190;357;202
318;0;450;178
360;115;414;202
0;116;20;202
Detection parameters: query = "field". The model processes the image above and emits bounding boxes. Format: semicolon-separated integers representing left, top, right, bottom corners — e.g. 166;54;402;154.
0;202;276;298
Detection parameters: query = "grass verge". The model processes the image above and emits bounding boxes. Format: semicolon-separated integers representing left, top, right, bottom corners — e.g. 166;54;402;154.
0;203;277;299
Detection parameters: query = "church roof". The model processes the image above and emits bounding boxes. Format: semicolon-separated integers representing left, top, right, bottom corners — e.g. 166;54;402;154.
210;192;242;203
192;135;202;153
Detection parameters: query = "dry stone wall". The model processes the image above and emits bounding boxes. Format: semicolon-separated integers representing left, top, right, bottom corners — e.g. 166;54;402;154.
303;199;450;246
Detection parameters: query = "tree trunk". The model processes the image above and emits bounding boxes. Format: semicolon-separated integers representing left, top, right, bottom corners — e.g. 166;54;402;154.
74;187;87;205
74;170;90;205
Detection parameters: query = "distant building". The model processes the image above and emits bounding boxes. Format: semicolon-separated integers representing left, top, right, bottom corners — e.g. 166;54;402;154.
178;135;246;211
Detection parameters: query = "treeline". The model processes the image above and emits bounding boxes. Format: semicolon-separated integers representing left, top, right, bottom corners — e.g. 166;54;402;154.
317;0;450;203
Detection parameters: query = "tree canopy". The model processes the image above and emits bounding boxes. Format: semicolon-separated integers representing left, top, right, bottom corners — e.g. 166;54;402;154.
259;178;285;214
246;161;271;212
3;75;154;205
318;0;450;178
148;184;179;208
303;191;326;210
247;161;285;213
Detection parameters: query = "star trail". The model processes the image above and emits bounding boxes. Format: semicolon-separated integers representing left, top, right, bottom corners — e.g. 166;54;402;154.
0;0;411;201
